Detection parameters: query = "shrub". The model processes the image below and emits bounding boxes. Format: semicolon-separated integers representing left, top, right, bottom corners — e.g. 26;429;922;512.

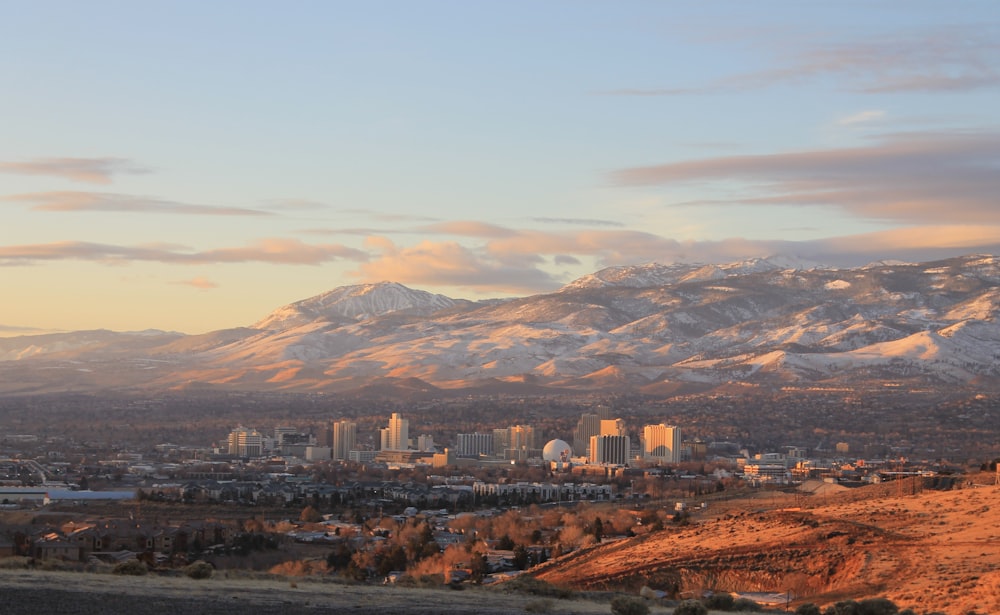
0;557;31;569
111;559;148;576
673;599;708;615
857;598;898;615
733;597;762;611
796;604;822;615
705;593;735;610
183;560;214;579
497;575;574;599
610;595;649;615
524;598;555;613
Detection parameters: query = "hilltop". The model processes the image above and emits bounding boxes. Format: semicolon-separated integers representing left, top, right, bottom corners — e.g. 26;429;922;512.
534;478;1000;615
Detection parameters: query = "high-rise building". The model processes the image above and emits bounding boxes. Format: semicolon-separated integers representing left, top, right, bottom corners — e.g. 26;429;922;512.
506;424;537;461
227;426;263;458
492;428;510;458
381;412;409;451
572;413;601;456
600;418;626;436
416;434;435;452
456;433;493;457
589;434;630;466
332;420;357;460
642;424;681;463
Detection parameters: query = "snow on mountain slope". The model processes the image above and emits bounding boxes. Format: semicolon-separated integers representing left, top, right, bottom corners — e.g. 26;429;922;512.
5;253;1000;395
253;281;459;330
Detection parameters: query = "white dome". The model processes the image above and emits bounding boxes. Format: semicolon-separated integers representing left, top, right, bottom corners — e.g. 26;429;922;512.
542;439;572;462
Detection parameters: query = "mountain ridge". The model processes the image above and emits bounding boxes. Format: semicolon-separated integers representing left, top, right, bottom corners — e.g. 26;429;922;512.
3;253;1000;396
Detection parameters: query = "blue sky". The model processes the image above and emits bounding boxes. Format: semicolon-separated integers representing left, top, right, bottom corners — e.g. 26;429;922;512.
2;1;999;334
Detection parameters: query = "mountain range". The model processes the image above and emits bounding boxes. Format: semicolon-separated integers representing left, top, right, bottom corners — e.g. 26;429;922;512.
3;254;1000;397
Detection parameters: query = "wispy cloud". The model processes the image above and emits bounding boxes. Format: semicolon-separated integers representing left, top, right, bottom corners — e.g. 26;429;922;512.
606;25;1000;96
838;110;887;126
4;191;270;216
531;217;625;227
0;323;62;336
417;221;518;238
175;277;219;290
0;157;149;184
612;131;1000;225
261;198;330;211
340;209;440;223
0;238;368;266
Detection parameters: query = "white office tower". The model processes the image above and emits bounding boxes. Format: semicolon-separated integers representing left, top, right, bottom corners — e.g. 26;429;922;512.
381;412;409;451
642;424;682;463
332;420;357;460
589;434;630;466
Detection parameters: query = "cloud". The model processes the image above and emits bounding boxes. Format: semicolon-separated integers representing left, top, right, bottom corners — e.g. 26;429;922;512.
355;223;1000;295
339;208;439;223
838;110;887;126
357;237;559;293
531;217;625;227
261;198;330;211
0;157;149;184
175;277;219;290
554;254;582;266
417;221;518;238
612;131;1000;225
606;25;1000;95
5;191;269;216
0;238;368;266
0;324;62;336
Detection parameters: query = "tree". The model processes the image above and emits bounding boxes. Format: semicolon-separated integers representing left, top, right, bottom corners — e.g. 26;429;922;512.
300;505;322;523
512;544;530;570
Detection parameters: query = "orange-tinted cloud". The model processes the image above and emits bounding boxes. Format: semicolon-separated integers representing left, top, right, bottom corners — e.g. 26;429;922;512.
357;237;558;293
5;191;269;216
176;277;219;289
0;238;368;266
0;157;149;184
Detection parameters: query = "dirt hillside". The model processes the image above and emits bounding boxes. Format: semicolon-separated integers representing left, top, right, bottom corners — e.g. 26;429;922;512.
534;480;1000;615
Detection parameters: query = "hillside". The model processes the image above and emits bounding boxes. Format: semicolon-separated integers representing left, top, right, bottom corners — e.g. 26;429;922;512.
3;254;1000;396
534;480;1000;615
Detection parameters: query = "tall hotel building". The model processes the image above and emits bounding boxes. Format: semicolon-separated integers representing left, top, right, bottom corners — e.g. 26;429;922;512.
380;412;409;451
572;413;601;456
227;426;263;458
331;420;357;460
642;424;682;463
589;434;631;466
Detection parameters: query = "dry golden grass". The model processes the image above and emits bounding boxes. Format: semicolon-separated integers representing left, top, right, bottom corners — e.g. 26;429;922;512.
534;479;1000;615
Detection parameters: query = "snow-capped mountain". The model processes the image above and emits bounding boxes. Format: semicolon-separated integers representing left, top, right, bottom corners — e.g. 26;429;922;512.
253;281;461;330
3;254;1000;396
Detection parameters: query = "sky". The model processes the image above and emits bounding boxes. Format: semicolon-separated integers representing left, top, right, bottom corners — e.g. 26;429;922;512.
2;1;1000;335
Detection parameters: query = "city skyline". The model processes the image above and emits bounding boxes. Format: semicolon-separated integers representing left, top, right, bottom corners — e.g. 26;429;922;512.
3;2;999;335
